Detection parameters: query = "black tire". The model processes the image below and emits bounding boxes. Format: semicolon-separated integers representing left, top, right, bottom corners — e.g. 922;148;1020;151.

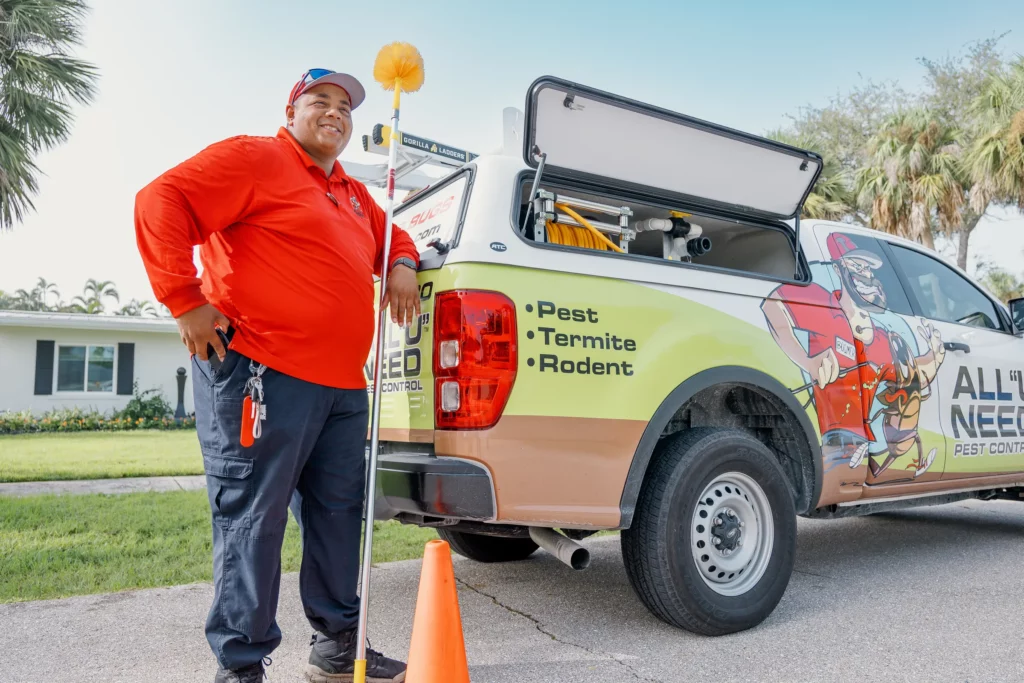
437;528;539;563
621;427;797;635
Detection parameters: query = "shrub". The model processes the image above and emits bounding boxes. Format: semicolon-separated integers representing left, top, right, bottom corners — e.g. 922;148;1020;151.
115;382;174;421
0;410;34;434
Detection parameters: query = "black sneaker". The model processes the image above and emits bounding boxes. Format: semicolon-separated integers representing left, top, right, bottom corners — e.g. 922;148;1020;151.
305;630;406;682
214;657;270;683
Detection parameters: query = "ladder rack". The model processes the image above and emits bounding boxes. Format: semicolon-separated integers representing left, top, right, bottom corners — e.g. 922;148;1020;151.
347;123;481;195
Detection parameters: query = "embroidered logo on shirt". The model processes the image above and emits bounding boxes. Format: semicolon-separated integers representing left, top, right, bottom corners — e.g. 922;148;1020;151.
350;196;365;217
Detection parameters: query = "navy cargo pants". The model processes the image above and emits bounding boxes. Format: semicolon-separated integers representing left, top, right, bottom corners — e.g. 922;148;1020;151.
192;344;369;671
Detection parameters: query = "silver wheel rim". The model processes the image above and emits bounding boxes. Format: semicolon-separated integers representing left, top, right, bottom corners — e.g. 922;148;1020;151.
690;471;774;597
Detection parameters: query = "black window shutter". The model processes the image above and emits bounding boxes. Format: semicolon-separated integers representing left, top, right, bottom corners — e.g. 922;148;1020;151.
117;343;135;395
34;340;55;395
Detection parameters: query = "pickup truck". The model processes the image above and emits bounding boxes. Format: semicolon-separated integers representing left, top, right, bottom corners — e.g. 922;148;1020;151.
367;75;1024;636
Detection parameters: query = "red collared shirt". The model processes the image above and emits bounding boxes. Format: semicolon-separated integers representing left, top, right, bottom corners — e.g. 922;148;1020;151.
134;127;420;389
774;282;896;441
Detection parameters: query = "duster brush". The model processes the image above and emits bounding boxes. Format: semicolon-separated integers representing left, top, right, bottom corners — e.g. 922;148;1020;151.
374;41;425;98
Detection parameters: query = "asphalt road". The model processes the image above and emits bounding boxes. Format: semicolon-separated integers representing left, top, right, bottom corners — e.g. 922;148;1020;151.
2;498;1023;683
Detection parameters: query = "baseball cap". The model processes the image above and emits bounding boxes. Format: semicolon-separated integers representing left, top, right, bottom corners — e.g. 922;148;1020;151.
288;68;366;110
826;232;882;268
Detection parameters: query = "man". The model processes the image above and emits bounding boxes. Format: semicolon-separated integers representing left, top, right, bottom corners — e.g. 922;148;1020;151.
134;68;420;683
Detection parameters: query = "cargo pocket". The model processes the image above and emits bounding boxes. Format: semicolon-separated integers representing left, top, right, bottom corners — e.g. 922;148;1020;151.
203;451;254;530
201;390;248;457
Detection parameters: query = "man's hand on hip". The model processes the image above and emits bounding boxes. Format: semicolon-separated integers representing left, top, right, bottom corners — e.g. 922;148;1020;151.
381;264;421;327
176;303;232;361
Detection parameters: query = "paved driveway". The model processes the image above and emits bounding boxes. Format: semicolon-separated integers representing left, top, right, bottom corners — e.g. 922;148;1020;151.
2;499;1022;682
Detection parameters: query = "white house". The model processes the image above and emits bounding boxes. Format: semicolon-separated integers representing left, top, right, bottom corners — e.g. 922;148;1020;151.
0;311;194;416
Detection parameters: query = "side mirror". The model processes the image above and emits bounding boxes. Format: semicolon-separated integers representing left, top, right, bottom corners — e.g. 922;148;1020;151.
1010;297;1024;334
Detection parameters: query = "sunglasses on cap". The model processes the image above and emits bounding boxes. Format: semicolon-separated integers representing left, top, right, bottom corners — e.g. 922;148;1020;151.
288;68;334;104
300;68;335;84
288;68;366;109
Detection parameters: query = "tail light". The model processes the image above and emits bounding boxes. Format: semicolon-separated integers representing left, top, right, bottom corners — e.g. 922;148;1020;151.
433;290;517;430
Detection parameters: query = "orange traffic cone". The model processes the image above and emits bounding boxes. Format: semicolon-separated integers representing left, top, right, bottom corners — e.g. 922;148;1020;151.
405;539;470;682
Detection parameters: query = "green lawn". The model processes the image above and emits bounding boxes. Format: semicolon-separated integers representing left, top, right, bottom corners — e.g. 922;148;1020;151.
0;431;203;482
0;490;440;603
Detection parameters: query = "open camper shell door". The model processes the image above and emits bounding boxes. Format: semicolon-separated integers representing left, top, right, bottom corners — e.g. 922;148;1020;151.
522;76;823;222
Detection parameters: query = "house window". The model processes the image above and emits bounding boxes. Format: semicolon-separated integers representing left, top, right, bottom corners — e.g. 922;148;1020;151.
56;345;115;393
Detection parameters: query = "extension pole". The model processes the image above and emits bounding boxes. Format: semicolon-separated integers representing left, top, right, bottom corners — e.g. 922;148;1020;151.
354;89;400;683
354;42;424;683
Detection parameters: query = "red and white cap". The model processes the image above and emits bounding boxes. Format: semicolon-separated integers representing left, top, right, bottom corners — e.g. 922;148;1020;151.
287;69;365;109
826;232;883;268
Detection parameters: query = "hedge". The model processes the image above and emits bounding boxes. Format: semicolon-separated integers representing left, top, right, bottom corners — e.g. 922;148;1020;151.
0;385;195;435
0;408;196;435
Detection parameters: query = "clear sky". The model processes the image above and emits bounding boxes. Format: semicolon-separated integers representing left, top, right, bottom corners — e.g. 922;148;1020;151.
1;0;1023;304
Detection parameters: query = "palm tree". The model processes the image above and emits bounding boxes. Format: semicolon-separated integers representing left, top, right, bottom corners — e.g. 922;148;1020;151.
0;279;68;310
856;110;966;251
9;277;61;310
12;286;44;310
0;0;99;230
68;296;102;313
767;130;855;221
70;278;117;314
33;277;60;308
915;37;1008;270
966;57;1024;217
84;278;118;303
116;298;157;317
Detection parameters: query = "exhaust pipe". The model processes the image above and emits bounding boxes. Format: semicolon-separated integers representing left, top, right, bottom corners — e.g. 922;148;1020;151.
528;527;590;570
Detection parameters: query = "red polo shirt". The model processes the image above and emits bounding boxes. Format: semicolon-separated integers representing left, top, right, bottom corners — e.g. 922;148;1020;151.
775;283;866;437
134;128;419;389
774;282;897;442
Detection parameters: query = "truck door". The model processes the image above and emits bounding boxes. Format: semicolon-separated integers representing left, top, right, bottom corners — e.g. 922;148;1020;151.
812;227;950;486
884;242;1024;479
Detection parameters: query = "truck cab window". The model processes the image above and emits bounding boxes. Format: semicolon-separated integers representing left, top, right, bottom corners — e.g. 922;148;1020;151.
822;233;914;317
394;172;471;256
889;244;1005;331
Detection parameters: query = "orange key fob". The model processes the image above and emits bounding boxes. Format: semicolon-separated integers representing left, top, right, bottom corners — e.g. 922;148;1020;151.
240;396;255;448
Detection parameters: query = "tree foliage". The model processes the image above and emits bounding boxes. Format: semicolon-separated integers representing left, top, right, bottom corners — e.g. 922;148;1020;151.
781;79;910;177
774;36;1023;270
0;276;166;316
966;56;1024;214
980;268;1024;303
856;111;965;249
0;0;99;230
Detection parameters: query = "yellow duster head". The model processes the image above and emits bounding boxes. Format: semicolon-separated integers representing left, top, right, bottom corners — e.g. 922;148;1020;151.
373;42;424;93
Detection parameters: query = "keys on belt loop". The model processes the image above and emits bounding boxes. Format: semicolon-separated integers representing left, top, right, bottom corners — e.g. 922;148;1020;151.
240;361;267;447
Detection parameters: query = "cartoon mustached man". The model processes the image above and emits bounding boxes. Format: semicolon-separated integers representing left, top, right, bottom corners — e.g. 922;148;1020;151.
761;233;945;478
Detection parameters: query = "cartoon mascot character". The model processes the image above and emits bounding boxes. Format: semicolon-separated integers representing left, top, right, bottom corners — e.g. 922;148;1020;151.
761;233;945;478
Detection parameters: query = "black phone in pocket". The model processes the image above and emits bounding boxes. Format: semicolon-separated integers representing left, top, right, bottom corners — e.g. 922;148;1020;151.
207;327;232;374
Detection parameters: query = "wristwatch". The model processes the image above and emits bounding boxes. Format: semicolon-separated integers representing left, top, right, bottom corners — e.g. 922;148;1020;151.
390;256;417;272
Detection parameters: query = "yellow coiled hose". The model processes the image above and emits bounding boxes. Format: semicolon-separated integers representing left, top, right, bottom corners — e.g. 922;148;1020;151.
545;203;625;254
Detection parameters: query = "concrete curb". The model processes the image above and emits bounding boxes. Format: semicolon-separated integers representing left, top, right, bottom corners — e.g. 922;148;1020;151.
0;474;207;497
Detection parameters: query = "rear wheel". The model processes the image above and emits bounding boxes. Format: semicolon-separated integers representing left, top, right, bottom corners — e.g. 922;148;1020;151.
437;528;539;563
621;427;796;635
